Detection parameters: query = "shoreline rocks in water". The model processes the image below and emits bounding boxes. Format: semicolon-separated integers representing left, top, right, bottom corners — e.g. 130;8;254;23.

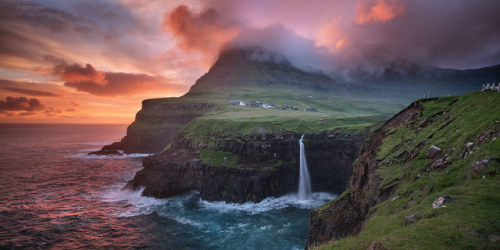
88;141;124;156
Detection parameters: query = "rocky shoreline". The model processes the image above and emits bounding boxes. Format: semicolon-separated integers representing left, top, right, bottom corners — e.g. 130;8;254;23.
124;129;368;203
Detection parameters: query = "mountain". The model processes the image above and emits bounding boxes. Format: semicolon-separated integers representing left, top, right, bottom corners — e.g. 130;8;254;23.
307;91;500;249
188;47;344;93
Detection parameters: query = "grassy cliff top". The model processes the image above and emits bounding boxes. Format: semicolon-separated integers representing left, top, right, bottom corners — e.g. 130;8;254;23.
316;91;500;249
179;87;406;139
141;87;405;136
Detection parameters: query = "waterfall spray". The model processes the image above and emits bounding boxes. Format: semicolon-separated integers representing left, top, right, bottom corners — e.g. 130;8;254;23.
298;135;312;200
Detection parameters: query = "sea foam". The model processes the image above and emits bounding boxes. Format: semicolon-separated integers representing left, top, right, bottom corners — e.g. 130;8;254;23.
101;187;169;217
199;192;337;215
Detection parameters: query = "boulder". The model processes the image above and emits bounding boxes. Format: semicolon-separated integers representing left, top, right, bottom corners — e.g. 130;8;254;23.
426;145;442;159
432;195;453;208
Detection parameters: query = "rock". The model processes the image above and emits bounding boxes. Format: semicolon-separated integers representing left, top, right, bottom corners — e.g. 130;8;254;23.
466;142;474;148
472;158;489;175
88;149;122;156
89;141;124;156
366;241;388;250
405;214;416;224
431;158;449;170
432;195;453;208
426;145;442;159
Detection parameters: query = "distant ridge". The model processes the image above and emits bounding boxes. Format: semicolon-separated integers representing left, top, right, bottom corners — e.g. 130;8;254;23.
188;46;500;99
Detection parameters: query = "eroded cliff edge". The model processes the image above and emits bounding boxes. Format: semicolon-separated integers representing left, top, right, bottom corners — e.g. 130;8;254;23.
307;101;425;246
125;128;369;203
307;92;500;249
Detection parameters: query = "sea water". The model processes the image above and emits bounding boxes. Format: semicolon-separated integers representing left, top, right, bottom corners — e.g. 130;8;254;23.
0;124;336;249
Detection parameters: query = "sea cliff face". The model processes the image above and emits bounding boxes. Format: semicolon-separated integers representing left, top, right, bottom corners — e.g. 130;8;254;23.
120;100;217;153
307;102;424;246
125;129;368;203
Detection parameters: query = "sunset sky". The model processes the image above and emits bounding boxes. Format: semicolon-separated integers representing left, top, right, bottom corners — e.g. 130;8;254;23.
1;0;499;124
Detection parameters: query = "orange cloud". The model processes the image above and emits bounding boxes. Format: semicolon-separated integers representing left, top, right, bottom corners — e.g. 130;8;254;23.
355;0;405;24
0;96;45;111
316;18;350;52
56;63;188;97
163;5;240;67
55;63;108;86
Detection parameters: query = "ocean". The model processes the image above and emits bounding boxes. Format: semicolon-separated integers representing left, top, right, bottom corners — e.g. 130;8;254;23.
0;124;335;249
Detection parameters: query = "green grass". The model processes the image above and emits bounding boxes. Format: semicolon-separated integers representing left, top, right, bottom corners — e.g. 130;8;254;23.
198;149;240;168
132;87;405;143
317;91;500;249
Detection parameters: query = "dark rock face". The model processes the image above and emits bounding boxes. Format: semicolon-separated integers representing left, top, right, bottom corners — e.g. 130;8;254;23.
307;101;425;248
125;129;368;203
88;141;123;156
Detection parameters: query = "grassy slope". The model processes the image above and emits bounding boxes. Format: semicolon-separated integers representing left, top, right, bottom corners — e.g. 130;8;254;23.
154;87;405;137
318;91;500;249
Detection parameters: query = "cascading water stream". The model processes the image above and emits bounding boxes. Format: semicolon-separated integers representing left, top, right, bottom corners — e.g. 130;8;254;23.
298;135;312;200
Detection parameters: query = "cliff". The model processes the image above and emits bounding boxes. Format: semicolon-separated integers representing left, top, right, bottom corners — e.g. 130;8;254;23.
307;91;500;249
125;127;369;203
121;100;217;153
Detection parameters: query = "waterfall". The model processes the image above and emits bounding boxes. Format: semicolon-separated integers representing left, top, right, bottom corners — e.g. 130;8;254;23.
298;135;312;200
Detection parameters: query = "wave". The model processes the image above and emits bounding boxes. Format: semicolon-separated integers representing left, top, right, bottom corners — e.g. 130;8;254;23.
100;187;169;217
70;152;152;159
100;188;336;220
199;192;337;215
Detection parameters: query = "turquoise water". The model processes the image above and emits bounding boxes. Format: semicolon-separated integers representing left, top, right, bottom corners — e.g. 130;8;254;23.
0;124;335;249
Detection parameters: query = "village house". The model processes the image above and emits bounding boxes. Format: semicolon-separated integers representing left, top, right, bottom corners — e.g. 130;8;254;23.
230;100;310;112
481;83;500;92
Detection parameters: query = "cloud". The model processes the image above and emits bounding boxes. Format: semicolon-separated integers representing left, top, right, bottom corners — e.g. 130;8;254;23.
0;96;45;111
336;0;500;70
228;24;333;72
58;63;188;96
44;107;62;117
0;86;59;97
355;0;404;24
0;0;169;76
163;4;240;67
173;0;500;73
55;63;107;85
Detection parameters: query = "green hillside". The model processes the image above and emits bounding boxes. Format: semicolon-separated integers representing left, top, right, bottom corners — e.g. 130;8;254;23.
315;91;500;249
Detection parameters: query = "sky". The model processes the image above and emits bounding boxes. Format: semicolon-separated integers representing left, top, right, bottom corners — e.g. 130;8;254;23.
0;0;499;124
